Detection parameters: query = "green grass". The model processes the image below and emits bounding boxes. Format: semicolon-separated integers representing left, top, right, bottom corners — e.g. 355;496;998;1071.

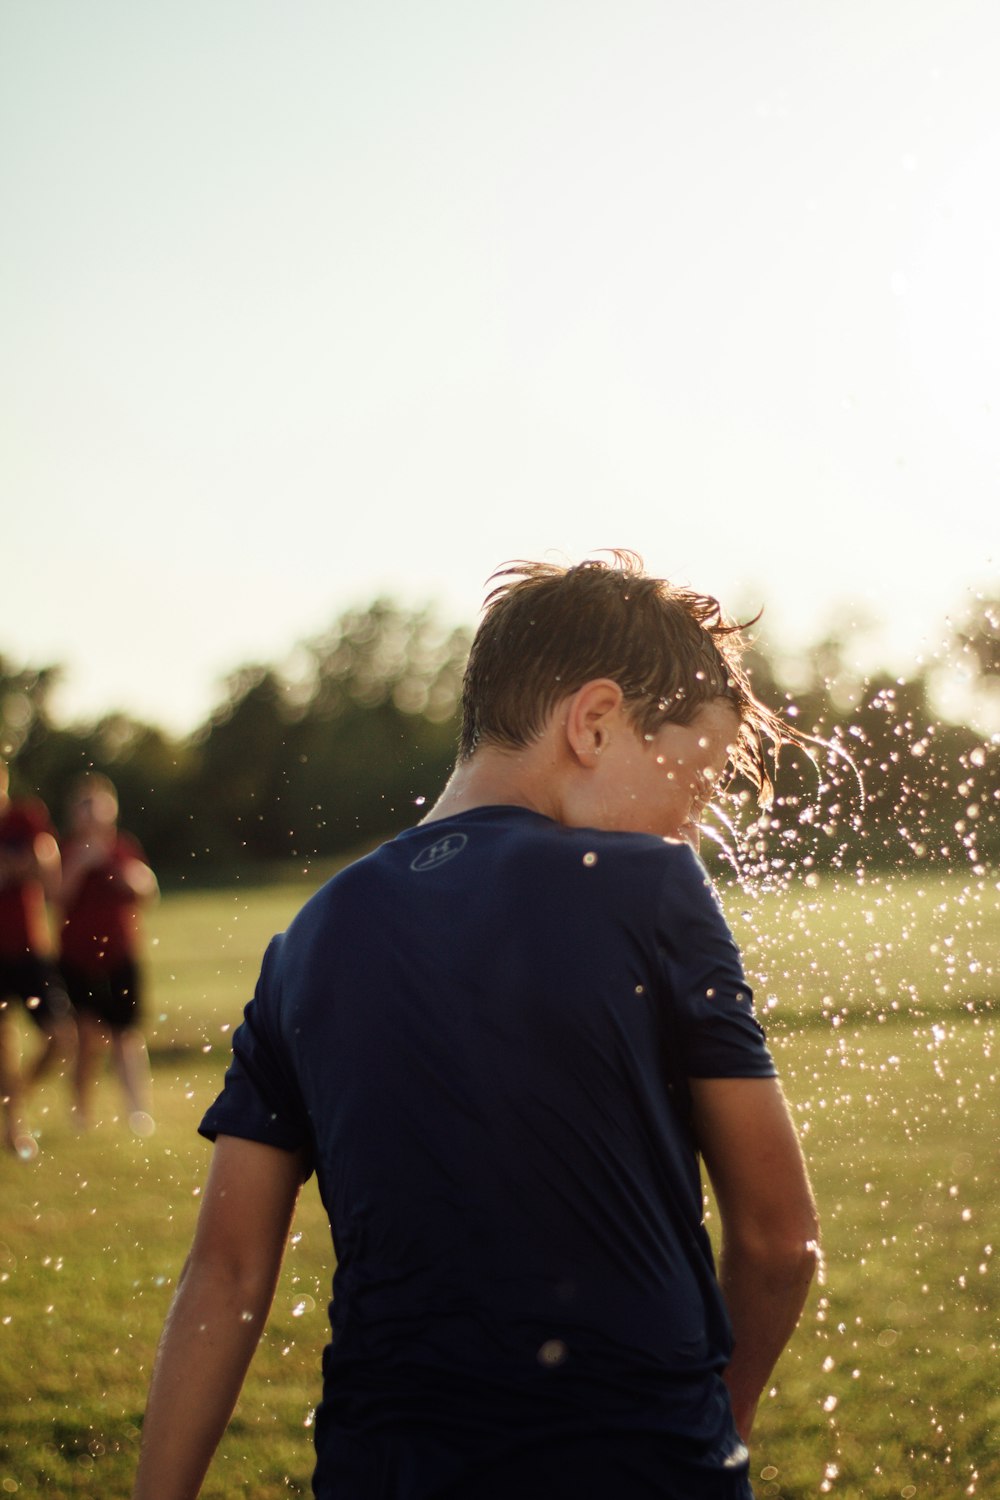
2;867;998;1498
0;1056;331;1500
143;879;321;1055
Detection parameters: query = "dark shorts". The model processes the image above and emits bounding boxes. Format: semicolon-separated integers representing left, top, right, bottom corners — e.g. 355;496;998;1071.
315;1431;753;1500
61;957;142;1031
0;955;74;1030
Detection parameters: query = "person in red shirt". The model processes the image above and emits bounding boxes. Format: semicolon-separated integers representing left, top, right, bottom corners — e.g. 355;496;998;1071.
59;772;158;1133
0;760;74;1159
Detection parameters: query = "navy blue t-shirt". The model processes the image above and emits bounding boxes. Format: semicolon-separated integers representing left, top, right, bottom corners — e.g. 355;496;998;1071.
200;808;775;1498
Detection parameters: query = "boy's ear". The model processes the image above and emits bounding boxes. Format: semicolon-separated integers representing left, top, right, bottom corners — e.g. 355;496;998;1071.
564;679;625;767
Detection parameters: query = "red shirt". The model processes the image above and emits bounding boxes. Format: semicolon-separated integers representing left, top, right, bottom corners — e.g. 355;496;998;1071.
0;798;54;957
59;830;147;974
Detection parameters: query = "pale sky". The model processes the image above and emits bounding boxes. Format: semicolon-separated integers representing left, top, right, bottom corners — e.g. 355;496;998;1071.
2;0;998;734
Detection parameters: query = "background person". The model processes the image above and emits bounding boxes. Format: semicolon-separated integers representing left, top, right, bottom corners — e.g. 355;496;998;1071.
134;553;819;1500
59;772;158;1133
0;760;74;1159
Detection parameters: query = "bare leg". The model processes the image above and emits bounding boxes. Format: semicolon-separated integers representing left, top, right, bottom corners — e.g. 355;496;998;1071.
111;1026;153;1132
0;1016;36;1159
73;1013;107;1129
1;1015;25;1149
25;1015;75;1087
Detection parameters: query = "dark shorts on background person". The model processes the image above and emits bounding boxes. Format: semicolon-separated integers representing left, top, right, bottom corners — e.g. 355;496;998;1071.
0;955;73;1029
61;957;142;1030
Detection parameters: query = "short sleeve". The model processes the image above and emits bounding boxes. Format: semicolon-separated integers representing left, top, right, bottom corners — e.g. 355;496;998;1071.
656;850;776;1080
199;935;315;1175
118;831;147;864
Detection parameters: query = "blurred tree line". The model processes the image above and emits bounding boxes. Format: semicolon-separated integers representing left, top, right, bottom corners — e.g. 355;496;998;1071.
1;602;470;884
2;594;997;886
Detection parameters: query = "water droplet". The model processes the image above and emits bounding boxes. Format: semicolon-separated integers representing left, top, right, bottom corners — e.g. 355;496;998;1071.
582;852;597;867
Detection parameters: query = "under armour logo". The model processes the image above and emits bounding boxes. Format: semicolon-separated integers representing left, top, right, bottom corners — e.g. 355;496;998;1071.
410;832;468;872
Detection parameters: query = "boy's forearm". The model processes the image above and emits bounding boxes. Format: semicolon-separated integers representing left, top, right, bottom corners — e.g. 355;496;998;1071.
720;1238;818;1441
133;1137;304;1500
132;1261;273;1500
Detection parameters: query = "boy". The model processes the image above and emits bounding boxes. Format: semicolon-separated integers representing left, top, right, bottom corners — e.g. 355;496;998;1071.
133;553;818;1500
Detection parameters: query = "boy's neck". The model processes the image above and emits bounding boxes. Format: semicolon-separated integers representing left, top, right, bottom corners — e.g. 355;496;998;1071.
421;744;562;827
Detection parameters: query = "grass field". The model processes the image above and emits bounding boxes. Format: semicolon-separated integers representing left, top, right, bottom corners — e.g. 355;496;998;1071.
1;867;997;1499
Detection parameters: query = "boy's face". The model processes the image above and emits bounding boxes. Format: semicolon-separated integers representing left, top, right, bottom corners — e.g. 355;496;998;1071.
589;698;739;850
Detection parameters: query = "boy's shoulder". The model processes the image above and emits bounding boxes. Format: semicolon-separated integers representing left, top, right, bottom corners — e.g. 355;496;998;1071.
0;796;52;841
297;809;708;925
386;806;702;870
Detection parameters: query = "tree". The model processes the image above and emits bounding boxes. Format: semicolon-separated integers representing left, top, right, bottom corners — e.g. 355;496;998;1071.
0;655;62;770
185;601;472;865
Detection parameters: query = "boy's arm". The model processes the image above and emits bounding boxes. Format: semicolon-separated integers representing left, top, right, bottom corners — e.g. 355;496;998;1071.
690;1076;819;1444
34;830;61;901
0;829;59;894
132;1134;305;1500
119;855;159;902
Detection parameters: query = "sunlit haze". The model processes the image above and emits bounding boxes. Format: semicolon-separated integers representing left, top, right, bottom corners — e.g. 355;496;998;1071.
3;1;998;735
